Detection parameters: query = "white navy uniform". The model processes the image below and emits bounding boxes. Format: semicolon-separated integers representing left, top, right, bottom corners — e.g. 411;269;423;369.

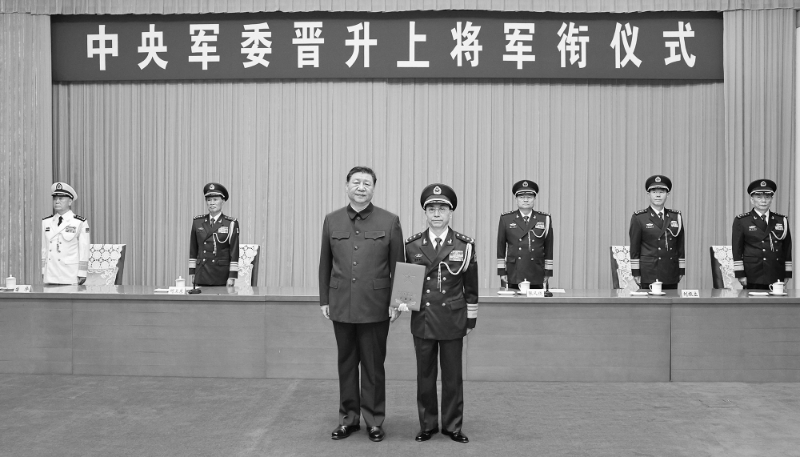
41;210;90;284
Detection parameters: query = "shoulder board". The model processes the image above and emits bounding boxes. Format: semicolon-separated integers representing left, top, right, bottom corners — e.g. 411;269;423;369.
454;232;475;244
736;213;749;219
634;209;648;215
42;215;53;220
533;209;550;216
74;215;86;221
501;209;516;216
223;215;237;221
194;214;205;220
773;212;786;218
666;208;681;214
405;232;424;244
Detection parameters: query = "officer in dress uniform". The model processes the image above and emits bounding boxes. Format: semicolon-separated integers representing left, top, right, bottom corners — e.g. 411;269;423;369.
401;183;477;444
496;180;553;289
629;175;685;290
41;182;90;285
732;179;792;290
189;183;239;287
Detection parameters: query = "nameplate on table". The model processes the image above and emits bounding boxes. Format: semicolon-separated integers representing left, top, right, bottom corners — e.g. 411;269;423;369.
168;286;187;294
526;289;546;298
681;290;700;298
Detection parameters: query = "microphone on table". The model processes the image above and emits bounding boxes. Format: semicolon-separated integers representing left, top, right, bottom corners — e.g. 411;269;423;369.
544;278;553;298
187;261;202;294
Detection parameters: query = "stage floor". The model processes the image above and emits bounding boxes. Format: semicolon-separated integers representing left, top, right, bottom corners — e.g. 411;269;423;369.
1;374;799;457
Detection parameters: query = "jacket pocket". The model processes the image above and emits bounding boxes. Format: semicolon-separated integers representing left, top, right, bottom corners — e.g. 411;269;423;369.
505;256;517;264
365;231;386;240
332;231;350;239
329;279;340;289
373;278;391;289
447;298;466;310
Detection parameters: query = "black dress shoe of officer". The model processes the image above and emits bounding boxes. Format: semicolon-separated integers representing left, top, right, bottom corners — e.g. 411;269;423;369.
368;426;385;442
331;424;360;440
415;427;440;442
442;429;469;443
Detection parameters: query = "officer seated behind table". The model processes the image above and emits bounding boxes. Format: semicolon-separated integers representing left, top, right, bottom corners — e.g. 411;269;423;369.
629;175;685;290
399;183;477;444
732;179;792;290
496;179;553;289
189;183;240;287
41;182;90;285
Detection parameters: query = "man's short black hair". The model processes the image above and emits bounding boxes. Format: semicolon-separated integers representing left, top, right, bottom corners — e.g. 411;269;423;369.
346;166;377;184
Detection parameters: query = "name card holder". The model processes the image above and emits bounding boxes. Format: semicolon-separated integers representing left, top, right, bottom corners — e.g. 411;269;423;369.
13;285;31;293
527;289;546;298
168;286;187;294
681;289;700;298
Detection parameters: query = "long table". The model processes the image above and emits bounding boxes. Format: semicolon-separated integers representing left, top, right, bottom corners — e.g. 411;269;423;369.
1;286;798;381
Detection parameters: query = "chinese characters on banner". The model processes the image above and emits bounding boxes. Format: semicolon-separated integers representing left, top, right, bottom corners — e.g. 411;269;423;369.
53;12;723;81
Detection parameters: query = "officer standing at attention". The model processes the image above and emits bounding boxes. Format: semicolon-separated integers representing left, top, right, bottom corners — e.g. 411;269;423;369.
189;183;239;287
732;179;792;289
41;182;90;285
629;175;685;290
402;183;477;444
318;166;404;443
496;179;553;289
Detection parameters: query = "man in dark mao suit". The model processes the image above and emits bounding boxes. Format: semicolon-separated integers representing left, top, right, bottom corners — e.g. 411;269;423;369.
319;166;404;442
497;180;553;289
400;183;477;444
629;175;685;290
732;179;792;289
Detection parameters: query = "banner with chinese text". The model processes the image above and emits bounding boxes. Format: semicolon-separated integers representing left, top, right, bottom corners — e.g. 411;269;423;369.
51;12;723;82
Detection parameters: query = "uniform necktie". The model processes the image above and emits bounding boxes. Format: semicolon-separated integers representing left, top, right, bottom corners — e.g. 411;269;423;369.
435;237;442;252
523;216;530;224
762;214;767;223
658;212;664;221
58;216;63;226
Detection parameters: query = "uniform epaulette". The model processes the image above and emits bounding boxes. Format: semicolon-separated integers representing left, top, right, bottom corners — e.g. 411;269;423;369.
223;215;237;221
736;212;749;219
454;232;475;244
194;214;205;220
74;215;86;221
634;209;648;215
533;209;550;216
501;209;515;216
773;212;786;218
406;232;424;244
666;208;681;214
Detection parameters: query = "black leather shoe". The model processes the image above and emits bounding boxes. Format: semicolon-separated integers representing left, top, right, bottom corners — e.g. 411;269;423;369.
368;426;385;442
331;424;360;440
442;429;469;443
415;427;439;442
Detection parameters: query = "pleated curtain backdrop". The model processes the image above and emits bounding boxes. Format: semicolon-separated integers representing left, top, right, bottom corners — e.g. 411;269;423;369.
53;79;726;289
0;13;52;284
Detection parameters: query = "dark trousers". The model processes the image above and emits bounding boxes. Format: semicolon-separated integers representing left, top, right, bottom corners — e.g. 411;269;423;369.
640;283;678;290
413;336;464;433
332;319;390;428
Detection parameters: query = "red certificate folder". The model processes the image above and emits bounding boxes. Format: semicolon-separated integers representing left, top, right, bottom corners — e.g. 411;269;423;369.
390;262;425;312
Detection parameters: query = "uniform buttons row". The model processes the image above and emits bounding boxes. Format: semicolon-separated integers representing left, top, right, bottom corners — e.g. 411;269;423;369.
518;257;535;260
424;303;448;307
426;277;447;281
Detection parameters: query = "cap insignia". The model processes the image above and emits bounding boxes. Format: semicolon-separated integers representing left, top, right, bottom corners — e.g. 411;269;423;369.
655;177;661;183
56;183;63;190
523;181;529;187
209;184;215;190
433;186;441;195
761;181;766;187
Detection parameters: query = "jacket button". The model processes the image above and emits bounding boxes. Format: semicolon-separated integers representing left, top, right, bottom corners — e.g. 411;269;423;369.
353;262;357;266
442;277;446;281
518;256;522;259
519;238;523;241
442;303;446;306
356;231;360;234
764;258;767;260
763;249;766;251
519;247;522;250
426;277;430;280
426;289;430;293
658;248;661;250
426;302;430;307
352;278;356;282
354;246;358;250
442;290;446;293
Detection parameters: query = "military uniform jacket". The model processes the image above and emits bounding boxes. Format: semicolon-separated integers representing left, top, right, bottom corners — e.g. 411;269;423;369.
629;207;685;284
405;228;478;340
189;213;239;286
41;210;90;285
732;209;792;283
318;203;404;324
497;209;553;284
